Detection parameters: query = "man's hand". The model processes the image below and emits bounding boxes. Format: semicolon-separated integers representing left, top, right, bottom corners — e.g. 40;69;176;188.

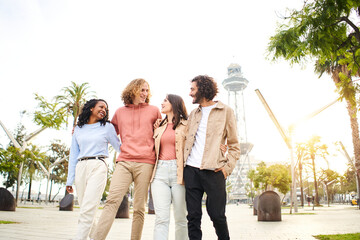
153;119;162;129
66;186;74;193
215;167;227;179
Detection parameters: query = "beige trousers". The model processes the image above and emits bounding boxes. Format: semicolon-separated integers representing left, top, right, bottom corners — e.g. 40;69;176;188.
75;160;108;240
92;161;154;240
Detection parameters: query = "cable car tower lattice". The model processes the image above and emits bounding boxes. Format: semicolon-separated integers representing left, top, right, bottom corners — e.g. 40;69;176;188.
222;63;253;202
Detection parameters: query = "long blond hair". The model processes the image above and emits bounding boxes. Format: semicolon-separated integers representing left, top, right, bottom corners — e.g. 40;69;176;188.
121;78;151;105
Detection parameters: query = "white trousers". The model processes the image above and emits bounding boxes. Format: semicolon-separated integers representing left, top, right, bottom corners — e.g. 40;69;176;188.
151;160;188;240
74;160;107;240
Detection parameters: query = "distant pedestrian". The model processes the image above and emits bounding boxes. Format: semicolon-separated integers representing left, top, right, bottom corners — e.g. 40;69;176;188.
66;99;121;240
37;192;41;202
184;75;241;240
307;196;311;206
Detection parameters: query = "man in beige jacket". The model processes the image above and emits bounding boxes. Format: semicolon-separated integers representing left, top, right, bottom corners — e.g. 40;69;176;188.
183;75;241;240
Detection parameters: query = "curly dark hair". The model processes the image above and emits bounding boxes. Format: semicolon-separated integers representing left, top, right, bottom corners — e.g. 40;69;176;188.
77;99;109;128
160;94;188;130
191;75;218;101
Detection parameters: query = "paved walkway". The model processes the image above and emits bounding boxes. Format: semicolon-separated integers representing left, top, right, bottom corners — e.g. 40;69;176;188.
0;203;359;239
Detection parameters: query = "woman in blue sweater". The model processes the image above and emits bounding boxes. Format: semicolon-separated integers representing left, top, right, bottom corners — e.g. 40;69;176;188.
66;99;121;240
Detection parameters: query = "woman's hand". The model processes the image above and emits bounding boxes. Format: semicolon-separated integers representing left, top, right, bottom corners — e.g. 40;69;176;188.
66;186;74;194
220;144;228;154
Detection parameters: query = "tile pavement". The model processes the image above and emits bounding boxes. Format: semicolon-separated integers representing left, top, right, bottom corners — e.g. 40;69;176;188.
0;203;359;240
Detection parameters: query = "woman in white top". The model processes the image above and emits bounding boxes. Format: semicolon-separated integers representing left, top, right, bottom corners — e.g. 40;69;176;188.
66;99;121;240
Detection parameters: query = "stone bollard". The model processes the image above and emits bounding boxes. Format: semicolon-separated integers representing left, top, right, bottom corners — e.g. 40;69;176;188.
253;195;259;215
0;187;16;211
257;191;281;221
116;195;129;218
59;194;74;211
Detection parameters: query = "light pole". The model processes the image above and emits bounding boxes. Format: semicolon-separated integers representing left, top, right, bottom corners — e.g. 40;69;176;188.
37;157;66;204
0;119;47;204
255;89;337;213
255;89;298;212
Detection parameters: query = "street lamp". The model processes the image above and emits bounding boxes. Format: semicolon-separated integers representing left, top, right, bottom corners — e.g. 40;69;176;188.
255;89;337;213
0;119;47;204
37;157;67;204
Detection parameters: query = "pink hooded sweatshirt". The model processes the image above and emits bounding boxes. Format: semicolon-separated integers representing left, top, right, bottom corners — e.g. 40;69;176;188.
111;103;161;164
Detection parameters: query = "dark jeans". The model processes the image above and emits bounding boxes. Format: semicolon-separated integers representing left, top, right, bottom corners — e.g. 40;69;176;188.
184;165;230;240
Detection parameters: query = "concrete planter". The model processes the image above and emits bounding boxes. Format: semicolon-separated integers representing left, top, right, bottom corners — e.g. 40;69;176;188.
257;190;281;221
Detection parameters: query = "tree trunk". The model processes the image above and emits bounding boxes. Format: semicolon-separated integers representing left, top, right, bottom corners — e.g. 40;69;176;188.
345;100;360;202
5;172;11;189
250;180;254;203
72;106;80;128
332;67;360;204
311;155;319;205
326;185;330;207
27;175;32;200
299;161;304;207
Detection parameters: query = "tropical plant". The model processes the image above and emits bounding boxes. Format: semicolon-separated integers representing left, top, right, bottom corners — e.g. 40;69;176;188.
302;136;329;205
318;169;340;206
250;162;269;191
268;0;360;70
267;0;360;193
245;170;256;202
295;142;307;206
267;164;291;199
343;166;358;193
55;81;95;128
249;161;291;202
0;124;26;191
46;140;69;201
34;94;67;130
21;144;47;200
0;146;22;188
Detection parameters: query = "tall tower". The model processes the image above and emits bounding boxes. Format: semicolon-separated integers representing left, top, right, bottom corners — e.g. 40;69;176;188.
222;63;253;202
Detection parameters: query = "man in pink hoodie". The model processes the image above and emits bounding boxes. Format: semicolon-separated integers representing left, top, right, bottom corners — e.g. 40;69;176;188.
92;78;161;240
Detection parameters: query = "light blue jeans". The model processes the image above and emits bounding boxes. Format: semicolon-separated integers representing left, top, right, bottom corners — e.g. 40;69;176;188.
151;160;188;240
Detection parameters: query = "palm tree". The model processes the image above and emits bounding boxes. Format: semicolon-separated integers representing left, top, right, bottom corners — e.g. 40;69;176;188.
55;81;95;128
303;136;329;205
295;143;307;207
22;145;47;200
55;81;94;197
315;60;360;198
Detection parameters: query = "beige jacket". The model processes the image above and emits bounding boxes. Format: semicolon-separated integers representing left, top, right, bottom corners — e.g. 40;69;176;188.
184;101;240;176
150;118;187;184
